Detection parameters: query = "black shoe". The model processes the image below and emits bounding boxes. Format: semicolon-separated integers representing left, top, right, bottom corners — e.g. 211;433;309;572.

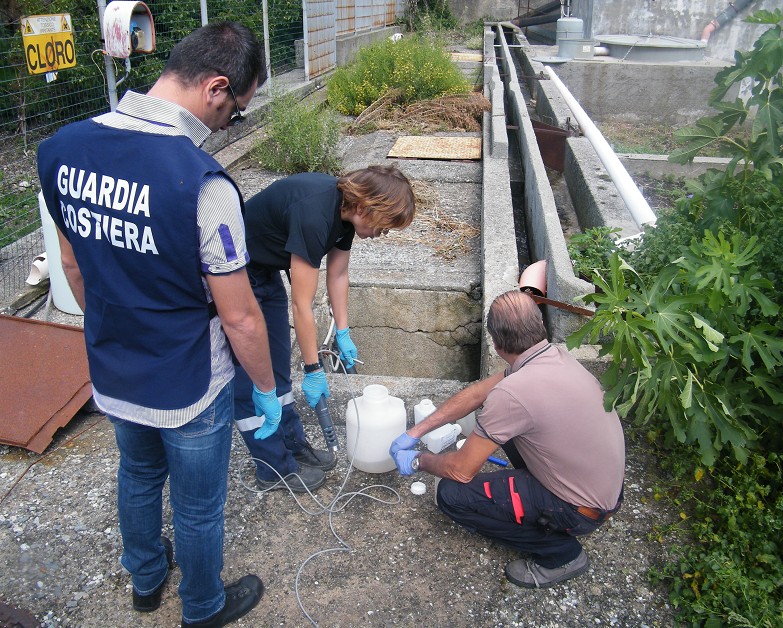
294;443;337;471
255;464;326;493
181;574;263;627
132;536;175;612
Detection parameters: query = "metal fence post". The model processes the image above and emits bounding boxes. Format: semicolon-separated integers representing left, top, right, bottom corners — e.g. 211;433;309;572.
96;0;119;111
262;0;272;91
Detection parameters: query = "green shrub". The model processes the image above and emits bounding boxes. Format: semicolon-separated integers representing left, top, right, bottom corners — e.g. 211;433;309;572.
567;14;783;626
404;0;458;32
650;453;783;627
569;233;782;466
566;226;621;280
569;9;783;466
327;35;470;115
251;92;342;175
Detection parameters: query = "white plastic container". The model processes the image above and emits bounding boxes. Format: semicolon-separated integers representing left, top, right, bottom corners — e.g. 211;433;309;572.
414;398;436;425
346;384;406;473
456;411;476;436
422;423;462;454
38;191;83;315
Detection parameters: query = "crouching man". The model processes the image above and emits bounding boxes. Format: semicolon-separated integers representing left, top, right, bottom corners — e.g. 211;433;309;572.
390;290;624;588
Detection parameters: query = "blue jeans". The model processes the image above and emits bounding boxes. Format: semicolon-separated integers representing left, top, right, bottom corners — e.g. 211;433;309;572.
233;267;308;481
110;382;233;623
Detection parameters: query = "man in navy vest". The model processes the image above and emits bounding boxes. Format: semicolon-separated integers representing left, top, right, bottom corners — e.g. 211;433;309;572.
38;22;278;627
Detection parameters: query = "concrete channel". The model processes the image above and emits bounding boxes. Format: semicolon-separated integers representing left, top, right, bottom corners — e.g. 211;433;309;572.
4;19;724;431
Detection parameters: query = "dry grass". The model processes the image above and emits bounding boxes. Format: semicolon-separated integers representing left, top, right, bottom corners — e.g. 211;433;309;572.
347;90;490;135
598;120;751;157
386;179;479;260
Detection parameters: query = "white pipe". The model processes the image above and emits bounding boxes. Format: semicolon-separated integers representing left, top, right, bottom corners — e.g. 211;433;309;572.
544;66;657;229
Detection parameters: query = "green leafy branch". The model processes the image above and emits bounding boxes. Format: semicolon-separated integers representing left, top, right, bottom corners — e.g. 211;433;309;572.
568;233;783;466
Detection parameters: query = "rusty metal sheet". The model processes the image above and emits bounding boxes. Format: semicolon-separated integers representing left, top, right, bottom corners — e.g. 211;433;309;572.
337;0;354;36
0;315;91;453
373;0;385;28
355;0;372;31
387;136;482;161
304;0;337;79
532;119;574;172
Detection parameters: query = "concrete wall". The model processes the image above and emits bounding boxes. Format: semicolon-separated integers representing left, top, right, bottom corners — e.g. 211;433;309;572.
346;286;482;382
551;58;732;125
448;1;520;23
336;26;401;66
492;26;595;343
449;0;778;63
586;0;781;63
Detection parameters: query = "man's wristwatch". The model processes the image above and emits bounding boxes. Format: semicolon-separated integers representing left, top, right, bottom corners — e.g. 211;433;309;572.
303;360;323;373
411;453;421;472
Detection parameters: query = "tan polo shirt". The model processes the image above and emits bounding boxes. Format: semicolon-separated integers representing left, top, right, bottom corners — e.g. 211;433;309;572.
475;340;625;510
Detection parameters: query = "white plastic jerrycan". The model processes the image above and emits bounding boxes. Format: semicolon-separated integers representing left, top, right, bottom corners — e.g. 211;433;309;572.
414;398;436;425
346;384;407;473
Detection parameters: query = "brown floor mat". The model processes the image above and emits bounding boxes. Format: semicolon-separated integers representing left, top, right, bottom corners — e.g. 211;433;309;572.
387;135;482;161
450;52;483;62
0;315;91;453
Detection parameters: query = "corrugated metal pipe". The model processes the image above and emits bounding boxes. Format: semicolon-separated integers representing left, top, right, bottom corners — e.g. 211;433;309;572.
701;0;755;42
543;66;657;230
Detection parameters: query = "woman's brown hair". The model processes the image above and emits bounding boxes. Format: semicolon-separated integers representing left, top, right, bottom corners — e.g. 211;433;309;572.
337;164;416;231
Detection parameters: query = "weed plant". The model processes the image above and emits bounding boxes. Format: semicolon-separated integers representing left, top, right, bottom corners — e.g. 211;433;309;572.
649;450;783;627
403;0;457;33
327;35;470;116
251;92;342;175
567;10;783;624
566;226;621;280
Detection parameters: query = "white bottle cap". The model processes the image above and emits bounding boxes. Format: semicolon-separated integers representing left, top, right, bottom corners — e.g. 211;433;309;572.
410;481;427;495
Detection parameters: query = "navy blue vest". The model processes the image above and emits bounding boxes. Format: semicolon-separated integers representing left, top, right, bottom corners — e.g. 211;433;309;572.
38;121;242;410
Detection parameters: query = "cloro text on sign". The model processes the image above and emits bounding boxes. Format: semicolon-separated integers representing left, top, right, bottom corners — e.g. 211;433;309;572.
21;14;77;75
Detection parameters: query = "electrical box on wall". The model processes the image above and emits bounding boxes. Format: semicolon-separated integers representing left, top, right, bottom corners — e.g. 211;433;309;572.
103;1;155;58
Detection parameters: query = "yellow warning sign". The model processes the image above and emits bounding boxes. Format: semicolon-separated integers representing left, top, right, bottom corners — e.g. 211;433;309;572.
21;14;76;75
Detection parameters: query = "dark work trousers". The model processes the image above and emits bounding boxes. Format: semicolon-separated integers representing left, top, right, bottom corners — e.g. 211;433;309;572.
233;267;308;481
436;467;607;568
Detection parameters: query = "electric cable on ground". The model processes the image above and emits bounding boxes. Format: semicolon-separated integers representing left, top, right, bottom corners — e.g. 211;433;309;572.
236;348;401;627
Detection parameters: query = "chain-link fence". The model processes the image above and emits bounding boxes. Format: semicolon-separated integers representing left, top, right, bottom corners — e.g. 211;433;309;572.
1;0;402;308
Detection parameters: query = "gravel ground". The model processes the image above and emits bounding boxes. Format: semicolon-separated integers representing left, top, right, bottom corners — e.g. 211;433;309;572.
1;131;678;627
1;411;677;627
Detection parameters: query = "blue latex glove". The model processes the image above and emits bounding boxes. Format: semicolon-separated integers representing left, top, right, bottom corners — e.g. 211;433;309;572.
389;432;420;457
393;450;420;476
252;386;282;440
335;327;358;369
302;369;330;408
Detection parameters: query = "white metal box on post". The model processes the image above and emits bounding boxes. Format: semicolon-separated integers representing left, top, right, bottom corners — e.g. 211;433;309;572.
102;1;156;58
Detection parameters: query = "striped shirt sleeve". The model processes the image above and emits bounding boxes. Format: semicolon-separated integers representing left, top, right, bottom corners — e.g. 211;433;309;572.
198;174;249;274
